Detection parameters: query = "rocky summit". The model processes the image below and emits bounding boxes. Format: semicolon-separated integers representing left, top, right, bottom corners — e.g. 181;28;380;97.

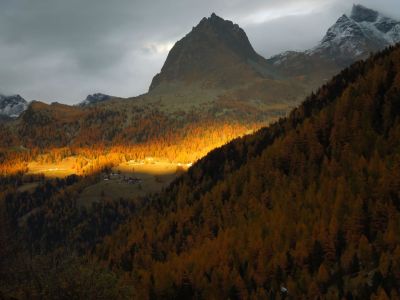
149;13;269;91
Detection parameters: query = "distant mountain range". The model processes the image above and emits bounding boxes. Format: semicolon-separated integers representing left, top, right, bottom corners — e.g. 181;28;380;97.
0;93;114;118
1;5;399;150
150;4;400;99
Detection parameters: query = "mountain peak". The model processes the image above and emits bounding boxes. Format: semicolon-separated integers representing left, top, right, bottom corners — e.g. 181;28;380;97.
198;13;228;25
78;93;112;107
350;4;379;22
0;94;28;118
337;14;351;23
332;14;354;28
307;4;400;66
193;13;253;51
149;14;266;91
209;12;222;21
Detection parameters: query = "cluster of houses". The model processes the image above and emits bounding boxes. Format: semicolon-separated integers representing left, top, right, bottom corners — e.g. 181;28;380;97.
103;172;142;185
122;176;142;184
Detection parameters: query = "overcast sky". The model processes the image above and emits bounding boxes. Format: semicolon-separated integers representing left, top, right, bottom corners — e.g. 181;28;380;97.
1;0;399;104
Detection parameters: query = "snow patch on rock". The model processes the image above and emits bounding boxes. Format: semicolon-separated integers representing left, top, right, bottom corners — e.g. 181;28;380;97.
0;94;28;118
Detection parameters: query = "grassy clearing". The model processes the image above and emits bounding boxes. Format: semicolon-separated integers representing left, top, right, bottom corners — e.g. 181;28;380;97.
27;157;77;178
77;161;188;206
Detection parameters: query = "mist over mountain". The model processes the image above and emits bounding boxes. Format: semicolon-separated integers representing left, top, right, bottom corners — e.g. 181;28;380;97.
311;5;400;63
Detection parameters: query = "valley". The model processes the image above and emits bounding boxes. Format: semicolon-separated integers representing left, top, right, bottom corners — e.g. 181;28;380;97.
78;160;188;205
12;154;191;207
1;3;400;299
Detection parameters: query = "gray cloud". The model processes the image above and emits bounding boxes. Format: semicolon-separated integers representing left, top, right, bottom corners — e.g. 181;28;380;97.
0;0;399;104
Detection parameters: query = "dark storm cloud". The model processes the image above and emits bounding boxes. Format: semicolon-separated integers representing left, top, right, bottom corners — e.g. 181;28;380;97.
0;0;399;103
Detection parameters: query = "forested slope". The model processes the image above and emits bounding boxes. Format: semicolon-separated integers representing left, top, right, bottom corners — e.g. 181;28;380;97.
95;45;400;299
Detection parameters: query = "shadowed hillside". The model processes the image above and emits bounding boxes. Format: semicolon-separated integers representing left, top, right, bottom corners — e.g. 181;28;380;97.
93;45;400;299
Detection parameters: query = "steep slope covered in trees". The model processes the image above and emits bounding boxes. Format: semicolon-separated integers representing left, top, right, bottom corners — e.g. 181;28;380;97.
95;45;400;299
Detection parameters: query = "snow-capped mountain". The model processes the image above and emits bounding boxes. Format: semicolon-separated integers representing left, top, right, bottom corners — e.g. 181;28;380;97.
78;93;112;107
0;94;28;118
308;4;400;65
268;5;400;85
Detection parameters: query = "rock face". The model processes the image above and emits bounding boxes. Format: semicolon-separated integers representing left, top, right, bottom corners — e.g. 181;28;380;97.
0;94;28;118
78;93;112;107
149;13;269;91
